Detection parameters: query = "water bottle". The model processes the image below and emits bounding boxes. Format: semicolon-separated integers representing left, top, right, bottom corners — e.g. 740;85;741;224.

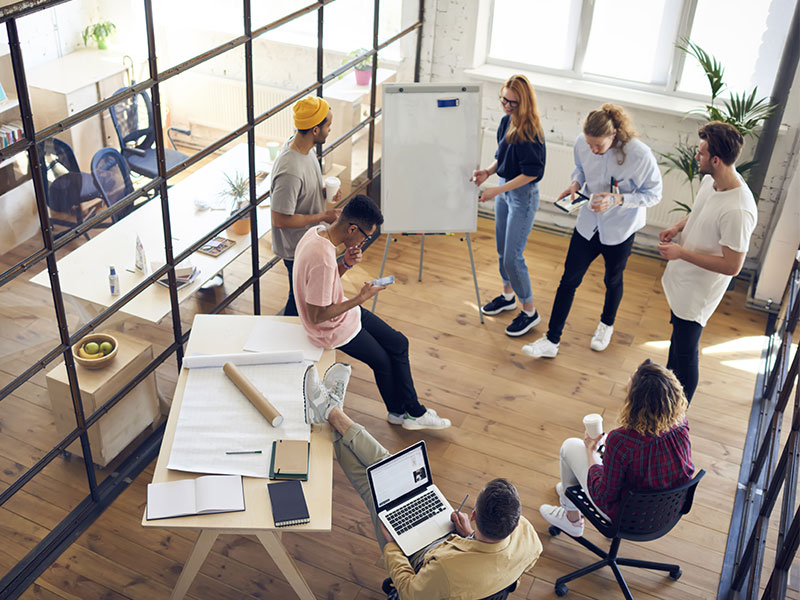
109;265;120;296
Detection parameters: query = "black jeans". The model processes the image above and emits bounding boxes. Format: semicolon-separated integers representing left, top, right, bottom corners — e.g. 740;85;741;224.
546;230;635;345
338;308;426;418
667;311;703;403
283;259;298;317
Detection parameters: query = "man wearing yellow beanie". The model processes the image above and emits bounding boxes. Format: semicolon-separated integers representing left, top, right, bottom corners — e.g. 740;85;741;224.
271;96;342;316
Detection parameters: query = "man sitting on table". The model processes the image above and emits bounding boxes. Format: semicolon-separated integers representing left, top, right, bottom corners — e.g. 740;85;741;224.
293;194;450;431
304;367;543;600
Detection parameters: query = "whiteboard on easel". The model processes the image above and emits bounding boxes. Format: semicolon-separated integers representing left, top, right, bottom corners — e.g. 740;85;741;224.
381;83;481;234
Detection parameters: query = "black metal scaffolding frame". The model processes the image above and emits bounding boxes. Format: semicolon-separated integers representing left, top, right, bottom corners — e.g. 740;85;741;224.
0;1;424;598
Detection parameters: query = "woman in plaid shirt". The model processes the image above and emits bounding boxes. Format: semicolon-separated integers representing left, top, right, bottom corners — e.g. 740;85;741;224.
540;360;694;536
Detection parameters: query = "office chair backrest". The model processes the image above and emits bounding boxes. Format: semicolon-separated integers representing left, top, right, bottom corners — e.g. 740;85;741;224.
39;138;83;211
90;148;134;222
615;469;705;542
109;88;155;152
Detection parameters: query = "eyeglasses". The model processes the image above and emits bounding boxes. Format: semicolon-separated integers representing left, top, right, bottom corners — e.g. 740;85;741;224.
350;222;372;242
499;95;519;109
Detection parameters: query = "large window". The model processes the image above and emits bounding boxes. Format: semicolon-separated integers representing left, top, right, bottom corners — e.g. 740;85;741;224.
488;0;794;97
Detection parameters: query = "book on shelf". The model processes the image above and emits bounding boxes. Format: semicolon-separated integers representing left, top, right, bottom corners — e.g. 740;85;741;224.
267;480;310;527
146;474;245;520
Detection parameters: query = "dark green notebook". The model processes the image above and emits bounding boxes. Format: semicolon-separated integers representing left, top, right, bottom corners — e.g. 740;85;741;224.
267;480;310;527
269;439;310;481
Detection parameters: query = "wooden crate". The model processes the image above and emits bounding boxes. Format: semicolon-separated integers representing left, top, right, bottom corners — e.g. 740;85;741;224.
46;331;160;467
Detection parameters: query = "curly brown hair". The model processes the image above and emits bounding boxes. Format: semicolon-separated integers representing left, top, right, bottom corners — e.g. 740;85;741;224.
584;103;637;165
617;359;688;436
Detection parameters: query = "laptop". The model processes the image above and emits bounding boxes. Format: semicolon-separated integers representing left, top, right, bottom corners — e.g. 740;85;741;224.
367;441;454;555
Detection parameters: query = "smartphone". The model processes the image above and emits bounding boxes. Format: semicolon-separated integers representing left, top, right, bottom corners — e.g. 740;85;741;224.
371;275;395;286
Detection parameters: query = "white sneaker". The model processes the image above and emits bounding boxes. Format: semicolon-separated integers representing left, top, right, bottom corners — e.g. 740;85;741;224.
323;363;351;406
387;412;405;425
402;408;451;431
539;504;584;537
590;322;614;352
303;365;336;424
521;336;559;358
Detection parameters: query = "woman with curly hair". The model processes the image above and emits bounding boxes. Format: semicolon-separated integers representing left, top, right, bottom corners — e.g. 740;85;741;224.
539;360;694;536
523;104;662;358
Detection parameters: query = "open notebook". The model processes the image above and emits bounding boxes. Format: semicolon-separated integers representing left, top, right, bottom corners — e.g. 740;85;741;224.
146;475;245;520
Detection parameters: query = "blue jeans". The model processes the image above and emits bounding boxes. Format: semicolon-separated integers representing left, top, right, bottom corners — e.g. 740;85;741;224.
494;179;539;304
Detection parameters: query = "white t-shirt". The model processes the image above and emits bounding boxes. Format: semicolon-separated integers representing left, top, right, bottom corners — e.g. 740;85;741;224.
662;175;757;326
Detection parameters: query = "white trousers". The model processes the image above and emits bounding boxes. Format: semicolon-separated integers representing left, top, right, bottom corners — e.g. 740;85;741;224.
559;437;610;520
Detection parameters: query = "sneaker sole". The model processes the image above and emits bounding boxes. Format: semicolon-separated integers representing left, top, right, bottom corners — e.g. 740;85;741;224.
402;420;451;431
505;315;542;337
386;414;405;425
590;342;610;352
521;345;558;358
481;303;517;316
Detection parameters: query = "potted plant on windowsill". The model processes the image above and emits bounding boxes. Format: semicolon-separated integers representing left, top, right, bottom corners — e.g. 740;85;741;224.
222;172;251;235
82;21;116;50
348;48;373;86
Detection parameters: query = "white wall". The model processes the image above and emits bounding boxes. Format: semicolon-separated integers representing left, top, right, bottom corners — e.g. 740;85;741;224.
416;0;800;274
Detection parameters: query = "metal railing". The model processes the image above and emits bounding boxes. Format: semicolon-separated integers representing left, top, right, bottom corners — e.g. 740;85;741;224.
719;248;800;599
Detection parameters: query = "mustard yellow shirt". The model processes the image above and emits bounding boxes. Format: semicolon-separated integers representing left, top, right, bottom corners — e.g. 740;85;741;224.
383;516;542;600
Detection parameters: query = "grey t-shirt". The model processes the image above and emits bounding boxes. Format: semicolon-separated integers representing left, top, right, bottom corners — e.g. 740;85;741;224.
270;143;325;260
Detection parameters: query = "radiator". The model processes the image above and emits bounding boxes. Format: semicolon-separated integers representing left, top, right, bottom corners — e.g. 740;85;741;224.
540;142;693;229
164;73;295;144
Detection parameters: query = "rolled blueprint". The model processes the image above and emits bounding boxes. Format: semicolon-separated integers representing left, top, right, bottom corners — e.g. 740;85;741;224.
223;362;284;427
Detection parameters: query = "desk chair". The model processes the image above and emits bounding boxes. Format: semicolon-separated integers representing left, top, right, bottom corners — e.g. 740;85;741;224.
108;87;190;179
382;577;518;600
548;470;706;599
39;138;102;239
90;148;137;223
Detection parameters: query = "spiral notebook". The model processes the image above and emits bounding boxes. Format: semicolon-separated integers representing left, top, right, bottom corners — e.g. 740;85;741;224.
267;480;310;527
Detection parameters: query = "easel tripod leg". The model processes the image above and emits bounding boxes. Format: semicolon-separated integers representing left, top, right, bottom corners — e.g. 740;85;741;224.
418;234;425;282
372;233;392;313
466;232;484;324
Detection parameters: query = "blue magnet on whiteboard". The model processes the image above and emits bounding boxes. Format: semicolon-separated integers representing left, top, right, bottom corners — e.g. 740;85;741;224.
437;98;459;108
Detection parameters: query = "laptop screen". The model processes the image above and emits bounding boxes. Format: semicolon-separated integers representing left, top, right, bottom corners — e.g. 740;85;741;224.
369;442;431;510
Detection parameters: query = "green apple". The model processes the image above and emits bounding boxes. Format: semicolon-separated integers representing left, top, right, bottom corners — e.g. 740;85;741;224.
100;341;113;355
85;342;100;354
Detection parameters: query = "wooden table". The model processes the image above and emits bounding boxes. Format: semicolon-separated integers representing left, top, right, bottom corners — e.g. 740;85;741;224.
30;144;273;323
142;314;333;600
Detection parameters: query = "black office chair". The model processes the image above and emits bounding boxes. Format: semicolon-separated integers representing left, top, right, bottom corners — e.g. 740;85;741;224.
90;148;137;223
382;576;518;599
548;469;706;599
39;137;102;239
108;87;190;179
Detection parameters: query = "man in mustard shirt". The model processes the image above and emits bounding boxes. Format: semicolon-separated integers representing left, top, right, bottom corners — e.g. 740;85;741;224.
304;367;543;599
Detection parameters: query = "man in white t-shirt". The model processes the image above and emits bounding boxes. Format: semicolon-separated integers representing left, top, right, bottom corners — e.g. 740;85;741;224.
659;122;757;403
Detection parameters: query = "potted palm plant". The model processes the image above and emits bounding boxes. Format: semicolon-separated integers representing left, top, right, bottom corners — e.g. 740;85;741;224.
82;21;116;50
659;39;776;213
222;172;251;235
349;48;372;86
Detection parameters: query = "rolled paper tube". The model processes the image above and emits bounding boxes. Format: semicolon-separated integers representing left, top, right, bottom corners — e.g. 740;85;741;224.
223;362;284;427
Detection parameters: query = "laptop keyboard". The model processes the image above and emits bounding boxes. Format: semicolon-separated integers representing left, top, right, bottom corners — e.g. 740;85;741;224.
386;490;446;535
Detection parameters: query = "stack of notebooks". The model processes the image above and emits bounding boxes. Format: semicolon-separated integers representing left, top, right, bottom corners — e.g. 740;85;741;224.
269;439;310;481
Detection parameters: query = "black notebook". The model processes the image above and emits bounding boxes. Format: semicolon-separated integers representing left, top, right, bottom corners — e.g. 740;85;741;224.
267;480;310;527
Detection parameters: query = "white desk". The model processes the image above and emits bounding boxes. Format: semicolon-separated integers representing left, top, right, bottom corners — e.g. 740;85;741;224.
143;315;334;600
30;144;273;323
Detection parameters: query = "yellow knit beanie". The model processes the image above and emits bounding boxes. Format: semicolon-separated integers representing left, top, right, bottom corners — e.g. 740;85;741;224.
293;96;330;130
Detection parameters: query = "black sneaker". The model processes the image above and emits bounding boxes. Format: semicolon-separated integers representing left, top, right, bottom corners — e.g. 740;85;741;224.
481;294;517;315
505;310;541;337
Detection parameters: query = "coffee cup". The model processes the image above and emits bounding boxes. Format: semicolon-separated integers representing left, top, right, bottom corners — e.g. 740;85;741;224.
267;141;280;161
583;413;603;438
325;176;341;200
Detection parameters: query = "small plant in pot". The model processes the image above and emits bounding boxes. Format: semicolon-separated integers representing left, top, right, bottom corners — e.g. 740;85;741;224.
82;21;116;50
348;48;373;86
222;172;251;235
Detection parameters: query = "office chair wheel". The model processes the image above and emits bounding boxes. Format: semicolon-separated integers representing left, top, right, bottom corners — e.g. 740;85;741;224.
549;525;562;537
555;582;568;596
669;567;682;580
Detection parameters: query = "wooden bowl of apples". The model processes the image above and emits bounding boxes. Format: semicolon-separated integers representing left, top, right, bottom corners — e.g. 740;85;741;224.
73;333;118;369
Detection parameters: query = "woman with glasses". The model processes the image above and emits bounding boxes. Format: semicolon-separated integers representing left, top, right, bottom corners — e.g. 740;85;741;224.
539;360;694;535
523;104;662;358
471;74;546;337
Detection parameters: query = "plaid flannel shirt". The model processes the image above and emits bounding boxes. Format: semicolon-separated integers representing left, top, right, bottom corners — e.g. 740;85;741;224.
587;420;694;522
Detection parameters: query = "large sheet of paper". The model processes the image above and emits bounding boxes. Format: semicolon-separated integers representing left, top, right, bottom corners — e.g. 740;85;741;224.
243;319;324;361
167;362;310;478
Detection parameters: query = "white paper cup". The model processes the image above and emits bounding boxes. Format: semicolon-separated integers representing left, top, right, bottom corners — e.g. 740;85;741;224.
325;176;341;200
583;413;603;438
267;141;280;161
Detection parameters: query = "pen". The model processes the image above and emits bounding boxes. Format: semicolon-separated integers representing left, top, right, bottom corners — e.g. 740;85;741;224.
225;450;262;455
456;493;469;513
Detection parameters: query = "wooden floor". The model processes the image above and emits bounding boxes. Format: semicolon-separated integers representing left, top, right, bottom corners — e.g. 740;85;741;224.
0;210;792;599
